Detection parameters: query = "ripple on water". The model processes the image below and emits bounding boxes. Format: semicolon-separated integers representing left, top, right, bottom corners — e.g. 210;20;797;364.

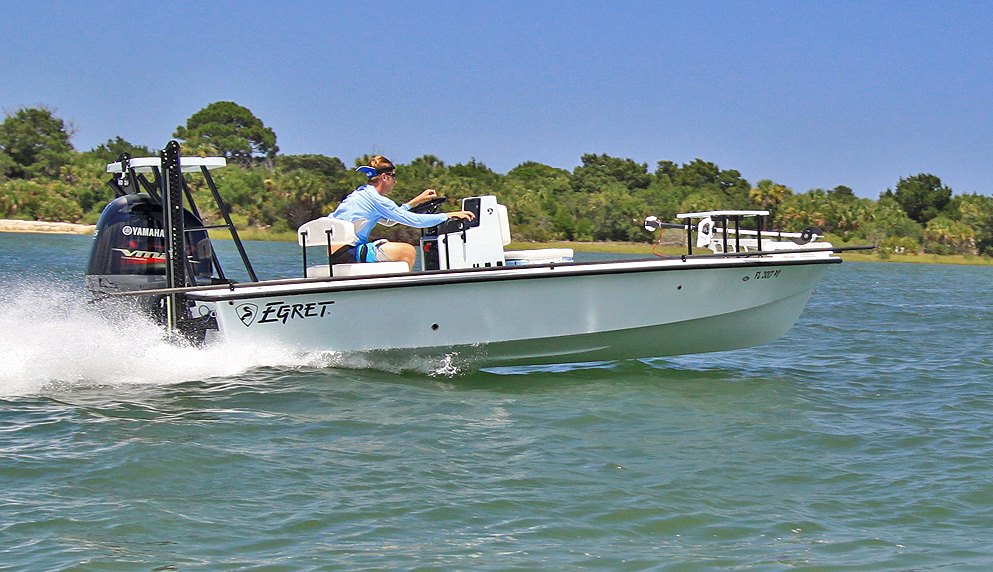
2;246;993;569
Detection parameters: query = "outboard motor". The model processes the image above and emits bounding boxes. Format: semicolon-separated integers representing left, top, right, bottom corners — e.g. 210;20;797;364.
85;193;215;315
86;144;256;344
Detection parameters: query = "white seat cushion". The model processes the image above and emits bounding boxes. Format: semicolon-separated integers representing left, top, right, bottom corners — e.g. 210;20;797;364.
503;248;574;265
297;218;357;247
306;262;410;278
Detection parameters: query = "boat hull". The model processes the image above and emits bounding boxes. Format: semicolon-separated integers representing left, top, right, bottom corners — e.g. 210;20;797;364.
190;257;836;367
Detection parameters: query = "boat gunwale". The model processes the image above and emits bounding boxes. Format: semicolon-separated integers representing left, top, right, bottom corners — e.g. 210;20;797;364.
185;255;842;302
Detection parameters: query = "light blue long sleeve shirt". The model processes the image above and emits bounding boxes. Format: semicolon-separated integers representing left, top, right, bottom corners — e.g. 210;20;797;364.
330;185;448;243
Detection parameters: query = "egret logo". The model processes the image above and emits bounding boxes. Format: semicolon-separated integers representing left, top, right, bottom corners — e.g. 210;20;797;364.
236;303;259;326
234;300;335;327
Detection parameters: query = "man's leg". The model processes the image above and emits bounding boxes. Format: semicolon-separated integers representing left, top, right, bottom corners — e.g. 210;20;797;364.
379;241;417;270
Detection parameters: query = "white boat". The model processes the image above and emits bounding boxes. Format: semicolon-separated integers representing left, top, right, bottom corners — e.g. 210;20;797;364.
86;143;866;368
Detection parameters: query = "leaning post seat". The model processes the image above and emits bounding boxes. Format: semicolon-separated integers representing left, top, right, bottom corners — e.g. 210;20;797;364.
305;261;409;278
296;217;409;278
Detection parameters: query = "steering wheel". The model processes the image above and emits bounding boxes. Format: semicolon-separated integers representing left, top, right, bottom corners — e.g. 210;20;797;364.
409;196;448;214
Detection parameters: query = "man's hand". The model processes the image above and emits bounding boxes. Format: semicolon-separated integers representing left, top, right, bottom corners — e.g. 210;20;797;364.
410;189;438;207
447;210;476;221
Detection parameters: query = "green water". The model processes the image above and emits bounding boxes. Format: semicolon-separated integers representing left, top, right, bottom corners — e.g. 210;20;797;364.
1;233;992;570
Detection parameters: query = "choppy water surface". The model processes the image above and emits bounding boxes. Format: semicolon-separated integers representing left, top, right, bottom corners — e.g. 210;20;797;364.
1;233;992;570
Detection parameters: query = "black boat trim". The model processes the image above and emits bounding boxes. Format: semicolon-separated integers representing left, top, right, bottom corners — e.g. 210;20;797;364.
166;255;843;303
108;244;866;301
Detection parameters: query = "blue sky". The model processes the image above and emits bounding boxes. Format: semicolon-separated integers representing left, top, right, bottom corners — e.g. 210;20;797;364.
2;0;991;198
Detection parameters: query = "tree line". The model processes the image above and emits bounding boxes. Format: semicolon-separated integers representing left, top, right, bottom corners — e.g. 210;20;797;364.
2;102;992;256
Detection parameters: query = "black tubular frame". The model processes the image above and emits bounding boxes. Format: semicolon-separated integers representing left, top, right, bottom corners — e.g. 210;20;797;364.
300;230;308;275
679;213;767;256
200;165;258;282
160;141;186;332
108;141;264;333
298;227;336;278
326;230;334;276
178;177;228;282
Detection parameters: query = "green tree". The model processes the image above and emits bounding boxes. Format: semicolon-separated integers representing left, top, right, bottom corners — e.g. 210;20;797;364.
567;154;653;239
0;107;75;179
182;165;268;227
678;190;726;214
506;161;571;193
0;150;16;180
34;180;83;221
383;155;444;204
829;185;856;199
429;158;502;207
276;154;346;179
585;182;650;242
60;153;113;220
950;194;993;255
638;163;682;222
447;158;501;190
0;178;82;221
884;173;952;224
85;136;154;165
860;196;924;248
572;153;651;194
776;188;878;241
174;101;278;166
749;179;793;219
263;168;342;230
657;159;751;211
407;154;446;173
502;162;573;240
276;154;349;203
0;179;28;217
924;216;976;254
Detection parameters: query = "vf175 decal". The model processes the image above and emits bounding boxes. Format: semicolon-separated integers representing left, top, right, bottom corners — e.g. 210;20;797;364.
113;248;166;264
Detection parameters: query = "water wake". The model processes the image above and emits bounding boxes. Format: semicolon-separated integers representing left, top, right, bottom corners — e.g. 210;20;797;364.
0;282;463;396
0;283;306;396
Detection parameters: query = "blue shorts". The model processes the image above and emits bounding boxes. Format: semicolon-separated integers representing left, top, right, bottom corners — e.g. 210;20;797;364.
331;240;388;263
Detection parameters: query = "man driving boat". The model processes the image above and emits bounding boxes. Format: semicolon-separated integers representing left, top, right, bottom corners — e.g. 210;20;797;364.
329;155;475;270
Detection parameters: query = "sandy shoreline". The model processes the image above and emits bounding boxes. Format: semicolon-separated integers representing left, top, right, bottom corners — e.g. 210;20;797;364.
0;219;96;235
0;218;988;266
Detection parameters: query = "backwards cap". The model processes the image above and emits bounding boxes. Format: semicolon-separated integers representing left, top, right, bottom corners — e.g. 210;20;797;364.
356;165;395;179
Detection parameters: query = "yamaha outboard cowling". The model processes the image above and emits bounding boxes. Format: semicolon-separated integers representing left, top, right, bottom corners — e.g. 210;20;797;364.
88;145;257;344
85;193;214;311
